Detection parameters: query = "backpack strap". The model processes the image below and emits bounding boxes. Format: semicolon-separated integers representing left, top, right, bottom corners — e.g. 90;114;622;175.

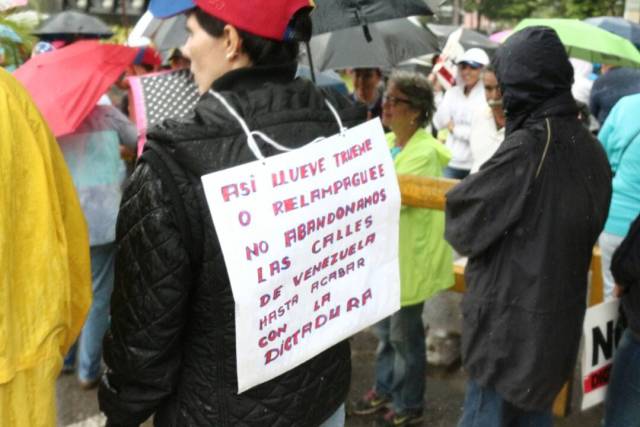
138;140;204;272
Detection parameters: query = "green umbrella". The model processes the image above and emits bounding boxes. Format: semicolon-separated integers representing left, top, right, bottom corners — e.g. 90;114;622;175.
514;18;640;68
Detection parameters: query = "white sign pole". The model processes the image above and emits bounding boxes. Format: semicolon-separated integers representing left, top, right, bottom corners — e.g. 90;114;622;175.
202;119;401;392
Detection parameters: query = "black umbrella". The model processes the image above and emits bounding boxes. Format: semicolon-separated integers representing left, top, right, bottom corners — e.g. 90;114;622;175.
33;10;113;40
426;24;498;54
308;17;439;71
311;0;434;35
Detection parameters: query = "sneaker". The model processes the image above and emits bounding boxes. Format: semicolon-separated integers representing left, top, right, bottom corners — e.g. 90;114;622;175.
351;389;391;415
377;408;424;426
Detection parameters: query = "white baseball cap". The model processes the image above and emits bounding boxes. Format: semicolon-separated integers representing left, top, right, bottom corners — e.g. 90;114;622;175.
457;48;490;68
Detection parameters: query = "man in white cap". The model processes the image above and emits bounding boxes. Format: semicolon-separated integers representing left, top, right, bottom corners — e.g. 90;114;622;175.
434;47;490;179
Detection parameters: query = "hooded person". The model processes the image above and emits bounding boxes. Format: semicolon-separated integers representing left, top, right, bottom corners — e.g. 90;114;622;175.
97;1;366;426
0;68;91;426
444;27;612;425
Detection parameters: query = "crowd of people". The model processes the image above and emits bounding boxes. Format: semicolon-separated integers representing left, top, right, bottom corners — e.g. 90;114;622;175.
1;1;640;426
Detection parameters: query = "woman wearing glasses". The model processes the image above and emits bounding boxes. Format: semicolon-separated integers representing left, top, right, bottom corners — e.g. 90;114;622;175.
352;71;454;426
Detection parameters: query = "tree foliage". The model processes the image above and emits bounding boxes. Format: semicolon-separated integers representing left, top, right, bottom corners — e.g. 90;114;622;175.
464;0;626;22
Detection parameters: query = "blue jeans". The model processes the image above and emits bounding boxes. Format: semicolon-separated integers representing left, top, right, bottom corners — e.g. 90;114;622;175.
319;404;345;427
64;243;115;381
373;303;426;413
458;380;552;427
604;330;640;426
443;166;470;180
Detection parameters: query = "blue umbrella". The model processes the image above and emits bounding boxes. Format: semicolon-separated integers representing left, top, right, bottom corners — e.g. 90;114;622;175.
0;24;21;43
585;16;640;50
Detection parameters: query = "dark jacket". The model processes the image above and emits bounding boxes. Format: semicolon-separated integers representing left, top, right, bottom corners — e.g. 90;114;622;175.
445;27;612;411
612;213;640;335
98;63;367;427
589;67;640;126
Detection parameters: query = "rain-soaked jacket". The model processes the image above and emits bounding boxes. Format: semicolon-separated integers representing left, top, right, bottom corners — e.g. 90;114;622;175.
387;128;453;306
445;27;612;411
99;63;366;427
0;69;91;425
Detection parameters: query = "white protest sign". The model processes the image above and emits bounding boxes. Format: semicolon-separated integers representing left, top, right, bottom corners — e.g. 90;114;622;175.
581;299;624;410
201;119;401;392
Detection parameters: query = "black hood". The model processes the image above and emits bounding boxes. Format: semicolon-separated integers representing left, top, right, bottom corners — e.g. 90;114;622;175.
493;26;574;121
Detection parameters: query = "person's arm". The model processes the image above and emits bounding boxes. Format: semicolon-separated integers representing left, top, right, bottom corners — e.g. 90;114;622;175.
433;89;453;131
445;130;538;258
98;161;193;427
105;105;139;150
611;214;640;290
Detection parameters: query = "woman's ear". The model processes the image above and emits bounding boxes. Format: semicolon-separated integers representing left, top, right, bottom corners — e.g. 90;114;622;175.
222;24;242;61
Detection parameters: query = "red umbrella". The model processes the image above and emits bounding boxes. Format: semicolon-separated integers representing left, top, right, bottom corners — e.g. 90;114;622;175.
14;40;140;137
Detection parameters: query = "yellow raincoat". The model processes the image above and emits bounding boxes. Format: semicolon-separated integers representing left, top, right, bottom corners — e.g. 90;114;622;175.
0;69;91;426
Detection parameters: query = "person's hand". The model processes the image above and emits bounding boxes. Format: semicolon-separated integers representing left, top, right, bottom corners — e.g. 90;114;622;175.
447;120;455;133
614;284;626;298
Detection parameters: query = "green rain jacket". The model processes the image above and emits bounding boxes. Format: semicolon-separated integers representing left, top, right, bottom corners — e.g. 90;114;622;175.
387;128;454;306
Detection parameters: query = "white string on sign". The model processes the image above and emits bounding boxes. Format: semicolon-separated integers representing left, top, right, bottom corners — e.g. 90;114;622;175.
209;90;347;161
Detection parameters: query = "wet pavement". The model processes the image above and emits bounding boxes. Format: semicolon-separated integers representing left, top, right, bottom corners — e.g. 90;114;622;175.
57;328;603;426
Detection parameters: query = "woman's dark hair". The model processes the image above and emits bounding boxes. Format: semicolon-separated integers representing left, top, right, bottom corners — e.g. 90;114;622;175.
191;7;311;67
389;70;436;126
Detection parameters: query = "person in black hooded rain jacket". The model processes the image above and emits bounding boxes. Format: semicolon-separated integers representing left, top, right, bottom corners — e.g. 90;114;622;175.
97;2;366;427
445;27;612;425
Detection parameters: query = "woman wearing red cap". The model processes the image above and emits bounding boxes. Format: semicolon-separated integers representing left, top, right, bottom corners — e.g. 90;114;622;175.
98;1;366;426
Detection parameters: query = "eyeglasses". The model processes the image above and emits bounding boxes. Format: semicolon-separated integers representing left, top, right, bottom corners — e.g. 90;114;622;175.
383;94;412;107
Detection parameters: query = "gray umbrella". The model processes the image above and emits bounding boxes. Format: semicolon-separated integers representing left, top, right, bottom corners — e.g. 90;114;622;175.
308;17;439;71
33;10;113;39
311;0;433;35
426;23;498;54
585;16;640;50
142;14;188;52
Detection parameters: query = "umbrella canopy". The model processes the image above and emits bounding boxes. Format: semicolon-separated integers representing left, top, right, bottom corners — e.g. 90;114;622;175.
514;18;640;68
144;13;188;52
426;24;499;54
490;29;512;43
14;41;140;137
585;16;640;49
311;0;433;35
33;10;113;40
129;11;188;53
308;17;439;71
128;68;199;155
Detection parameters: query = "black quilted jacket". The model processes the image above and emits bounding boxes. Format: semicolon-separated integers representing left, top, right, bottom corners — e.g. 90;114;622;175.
98;63;367;427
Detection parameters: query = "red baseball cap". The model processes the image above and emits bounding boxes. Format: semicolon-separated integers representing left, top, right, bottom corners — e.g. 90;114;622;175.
150;0;314;42
197;0;314;41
